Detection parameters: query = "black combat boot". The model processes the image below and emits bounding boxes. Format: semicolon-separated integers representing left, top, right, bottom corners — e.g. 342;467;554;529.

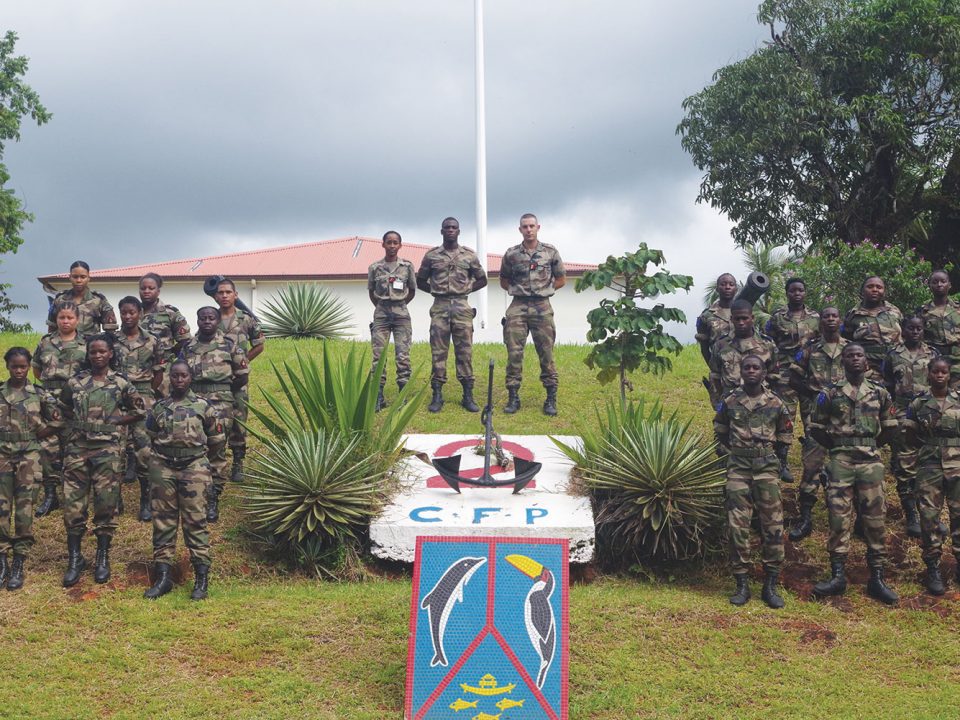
62;534;87;587
375;385;387;412
191;563;210;600
924;557;946;596
144;562;174;599
397;380;407;395
35;481;59;517
123;446;137;484
543;386;558;417
901;497;922;538
7;554;25;591
138;475;152;522
761;570;785;609
866;567;899;605
776;445;794;483
504;388;520;414
788;492;816;542
207;486;221;523
93;534;112;584
729;573;750;606
230;447;245;484
813;558;847;597
0;553;8;589
461;381;479;412
428;383;444;413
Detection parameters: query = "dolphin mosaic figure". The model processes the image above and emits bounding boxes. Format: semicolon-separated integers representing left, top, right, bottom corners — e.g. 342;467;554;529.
421;556;487;667
505;554;556;688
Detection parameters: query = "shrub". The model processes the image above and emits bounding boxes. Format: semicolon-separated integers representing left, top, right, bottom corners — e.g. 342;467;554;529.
259;283;353;339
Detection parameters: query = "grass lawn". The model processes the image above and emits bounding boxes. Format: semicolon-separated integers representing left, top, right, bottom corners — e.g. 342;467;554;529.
1;334;959;719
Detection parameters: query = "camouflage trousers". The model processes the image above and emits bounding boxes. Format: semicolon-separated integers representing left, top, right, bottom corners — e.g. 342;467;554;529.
825;451;888;566
229;387;248;452
0;450;40;556
915;464;960;563
149;456;212;567
726;454;785;573
193;394;234;493
429;296;475;385
130;389;156;482
800;435;827;498
502;297;558;390
890;447;918;502
370;302;412;387
62;441;121;539
39;433;62;487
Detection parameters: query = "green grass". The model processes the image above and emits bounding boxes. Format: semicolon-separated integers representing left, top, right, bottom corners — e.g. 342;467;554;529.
2;334;959;719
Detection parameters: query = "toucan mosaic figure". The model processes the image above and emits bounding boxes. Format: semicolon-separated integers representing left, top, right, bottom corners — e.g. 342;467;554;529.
506;554;556;688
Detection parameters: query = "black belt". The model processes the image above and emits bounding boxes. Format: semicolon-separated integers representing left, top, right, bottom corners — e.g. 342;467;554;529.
71;420;119;434
156;447;206;461
832;437;877;447
193;381;232;393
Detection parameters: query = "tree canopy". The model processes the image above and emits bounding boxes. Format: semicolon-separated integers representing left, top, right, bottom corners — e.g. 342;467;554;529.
678;0;960;271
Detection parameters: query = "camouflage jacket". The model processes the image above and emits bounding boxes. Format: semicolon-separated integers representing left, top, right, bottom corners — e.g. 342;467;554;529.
918;299;960;358
882;342;939;409
841;302;903;371
709;331;779;398
141;301;191;359
147;391;225;456
0;382;61;455
181;331;249;403
809;378;898;460
368;258;417;303
47;288;118;338
416;245;486;297
904;391;960;471
765;306;820;365
500;242;565;298
115;329;165;387
789;337;848;396
31;333;87;389
59;370;146;444
695;302;732;353
714;387;793;453
219;307;265;354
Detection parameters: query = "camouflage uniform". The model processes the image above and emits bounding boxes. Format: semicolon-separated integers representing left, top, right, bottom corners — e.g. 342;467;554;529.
918;299;960;387
883;342;939;504
146;391;225;567
115;330;165;485
715;387;793;573
696;302;733;406
765;306;820;425
0;383;60;557
47;288;118;340
219;309;264;454
367;258;416;387
904;391;960;563
709;331;779;401
416;245;486;385
809;378;898;568
181;332;248;494
141;301;192;363
841;302;903;380
58;370;145;539
500;242;565;390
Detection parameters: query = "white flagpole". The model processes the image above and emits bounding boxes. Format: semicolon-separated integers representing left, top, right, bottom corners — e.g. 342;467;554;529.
475;0;488;330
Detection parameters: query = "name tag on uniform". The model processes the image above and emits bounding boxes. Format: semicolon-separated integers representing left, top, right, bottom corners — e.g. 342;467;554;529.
391;277;405;290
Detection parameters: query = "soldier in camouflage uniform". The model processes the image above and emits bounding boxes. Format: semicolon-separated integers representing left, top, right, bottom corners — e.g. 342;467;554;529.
841;276;902;380
368;231;416;411
808;343;900;605
115;296;164;522
709;301;779;402
882;316;938;538
143;360;224;601
215;278;264;484
59;334;146;587
918;270;960;388
0;348;60;590
31;302;87;517
714;354;793;608
181;307;249;523
46;261;118;340
696;273;737;407
139;272;192;394
416;217;488;413
499;214;566;417
787;308;847;540
903;357;960;595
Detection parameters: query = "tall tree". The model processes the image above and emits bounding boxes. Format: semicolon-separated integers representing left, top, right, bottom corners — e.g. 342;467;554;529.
677;0;960;272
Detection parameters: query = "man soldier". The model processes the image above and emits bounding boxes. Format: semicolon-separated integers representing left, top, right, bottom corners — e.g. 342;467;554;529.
696;273;737;407
808;343;900;605
367;231;416;411
709;300;779;399
918;270;960;387
787;307;847;540
416;217;488;413
499;213;566;416
714;354;793;608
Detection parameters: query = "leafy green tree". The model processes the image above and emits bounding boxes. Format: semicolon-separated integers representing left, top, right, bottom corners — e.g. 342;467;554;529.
678;0;960;274
576;244;692;398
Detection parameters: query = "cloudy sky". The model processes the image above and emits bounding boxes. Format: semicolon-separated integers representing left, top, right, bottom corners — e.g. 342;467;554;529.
3;0;766;338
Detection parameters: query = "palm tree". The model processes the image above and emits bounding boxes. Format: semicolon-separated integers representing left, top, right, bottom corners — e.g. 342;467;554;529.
702;243;799;328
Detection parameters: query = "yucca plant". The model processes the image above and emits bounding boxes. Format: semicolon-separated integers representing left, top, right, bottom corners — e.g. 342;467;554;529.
259;283;354;339
552;398;725;562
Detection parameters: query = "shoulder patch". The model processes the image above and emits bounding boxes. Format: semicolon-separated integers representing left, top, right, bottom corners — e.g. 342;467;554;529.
764;319;773;333
794;349;805;363
716;401;725;413
817;391;828;406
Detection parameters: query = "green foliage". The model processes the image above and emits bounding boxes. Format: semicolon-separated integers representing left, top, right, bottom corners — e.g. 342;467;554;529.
576;244;692;396
702;243;798;329
551;398;725;562
790;241;939;314
259;282;353;339
0;278;30;332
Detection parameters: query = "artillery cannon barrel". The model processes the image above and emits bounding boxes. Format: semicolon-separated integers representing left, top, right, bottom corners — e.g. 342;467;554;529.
733;272;771;307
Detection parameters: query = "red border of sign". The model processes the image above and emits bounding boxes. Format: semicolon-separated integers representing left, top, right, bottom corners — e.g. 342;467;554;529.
404;535;570;720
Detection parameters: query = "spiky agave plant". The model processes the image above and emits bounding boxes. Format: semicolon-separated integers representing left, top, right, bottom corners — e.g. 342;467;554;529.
259;283;354;339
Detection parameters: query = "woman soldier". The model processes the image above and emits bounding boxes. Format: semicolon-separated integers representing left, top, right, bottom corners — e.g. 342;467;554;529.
31;301;87;517
144;360;225;600
0;348;61;590
138;272;191;374
115;296;164;521
46;261;118;340
181;307;248;523
59;334;145;587
842;276;903;380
